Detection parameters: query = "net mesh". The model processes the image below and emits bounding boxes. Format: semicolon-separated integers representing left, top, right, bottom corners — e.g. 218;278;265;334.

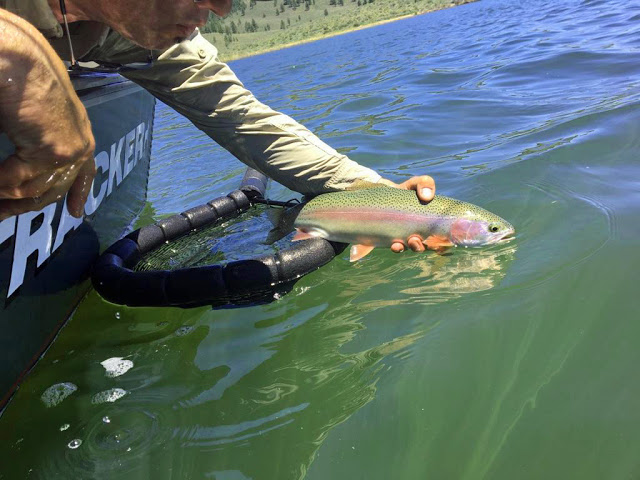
133;207;281;272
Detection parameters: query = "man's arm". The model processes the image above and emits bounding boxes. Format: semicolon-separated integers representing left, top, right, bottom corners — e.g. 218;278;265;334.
120;31;381;196
117;30;434;250
0;8;95;219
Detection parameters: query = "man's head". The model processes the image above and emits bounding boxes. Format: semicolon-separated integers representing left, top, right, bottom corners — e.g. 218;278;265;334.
52;0;232;49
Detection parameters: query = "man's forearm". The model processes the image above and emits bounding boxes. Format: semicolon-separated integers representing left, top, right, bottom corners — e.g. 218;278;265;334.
121;31;381;195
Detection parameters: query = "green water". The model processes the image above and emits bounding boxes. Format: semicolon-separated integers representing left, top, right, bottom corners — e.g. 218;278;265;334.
2;0;640;478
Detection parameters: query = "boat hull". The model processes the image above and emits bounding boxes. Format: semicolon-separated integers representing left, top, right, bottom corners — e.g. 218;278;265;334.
0;74;155;409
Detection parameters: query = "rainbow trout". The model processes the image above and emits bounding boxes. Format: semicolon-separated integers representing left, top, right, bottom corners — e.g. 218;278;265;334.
268;184;515;262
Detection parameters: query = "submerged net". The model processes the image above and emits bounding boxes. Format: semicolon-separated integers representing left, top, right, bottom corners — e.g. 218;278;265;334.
133;206;282;272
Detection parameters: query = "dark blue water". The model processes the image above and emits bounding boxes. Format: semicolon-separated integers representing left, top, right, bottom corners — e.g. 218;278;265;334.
1;0;640;478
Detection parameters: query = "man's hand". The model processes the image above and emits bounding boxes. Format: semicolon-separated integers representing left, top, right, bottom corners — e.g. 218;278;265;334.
378;175;436;253
0;10;96;220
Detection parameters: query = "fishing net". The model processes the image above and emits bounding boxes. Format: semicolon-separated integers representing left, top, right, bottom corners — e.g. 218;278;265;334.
132;207;280;272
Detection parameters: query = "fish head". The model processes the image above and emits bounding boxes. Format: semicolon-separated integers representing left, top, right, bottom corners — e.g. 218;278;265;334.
445;203;515;247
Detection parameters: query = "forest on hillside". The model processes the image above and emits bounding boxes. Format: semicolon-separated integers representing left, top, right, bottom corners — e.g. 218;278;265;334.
200;0;475;60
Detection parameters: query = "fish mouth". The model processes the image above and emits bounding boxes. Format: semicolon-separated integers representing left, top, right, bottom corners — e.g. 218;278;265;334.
498;231;516;243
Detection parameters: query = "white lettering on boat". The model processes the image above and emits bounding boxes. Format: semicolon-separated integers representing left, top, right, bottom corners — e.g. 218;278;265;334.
2;121;151;298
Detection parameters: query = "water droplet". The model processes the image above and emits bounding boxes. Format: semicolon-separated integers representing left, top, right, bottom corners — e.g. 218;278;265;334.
115;312;121;319
102;416;111;424
59;424;70;431
67;439;82;449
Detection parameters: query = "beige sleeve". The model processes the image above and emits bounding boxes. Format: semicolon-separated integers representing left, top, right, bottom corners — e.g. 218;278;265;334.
122;30;381;195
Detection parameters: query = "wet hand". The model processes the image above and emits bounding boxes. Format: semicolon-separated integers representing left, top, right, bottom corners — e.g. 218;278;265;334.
0;11;96;220
378;176;435;253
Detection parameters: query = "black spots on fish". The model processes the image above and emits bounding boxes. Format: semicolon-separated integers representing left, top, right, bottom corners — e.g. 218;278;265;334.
304;189;510;227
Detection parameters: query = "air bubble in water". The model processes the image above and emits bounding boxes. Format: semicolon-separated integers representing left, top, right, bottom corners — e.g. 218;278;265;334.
115;312;121;319
101;357;134;378
41;382;77;407
59;424;70;431
102;416;111;424
67;439;82;449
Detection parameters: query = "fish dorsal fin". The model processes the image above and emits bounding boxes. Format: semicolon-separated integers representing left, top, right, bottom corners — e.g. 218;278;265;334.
346;180;393;191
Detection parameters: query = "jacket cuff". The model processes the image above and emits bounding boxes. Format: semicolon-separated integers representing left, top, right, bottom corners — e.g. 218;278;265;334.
323;159;382;191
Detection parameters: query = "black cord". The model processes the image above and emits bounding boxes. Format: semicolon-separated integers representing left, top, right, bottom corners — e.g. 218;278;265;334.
251;197;301;208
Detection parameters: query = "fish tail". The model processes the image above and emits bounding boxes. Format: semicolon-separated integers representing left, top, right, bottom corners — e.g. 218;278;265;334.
264;203;305;244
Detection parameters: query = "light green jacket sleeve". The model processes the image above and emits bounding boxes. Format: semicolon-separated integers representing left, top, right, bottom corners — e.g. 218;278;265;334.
120;31;381;195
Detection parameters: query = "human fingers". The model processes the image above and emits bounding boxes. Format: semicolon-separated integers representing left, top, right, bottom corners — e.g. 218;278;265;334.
0;162;62;200
66;158;96;217
391;242;405;253
0;157;93;219
390;236;426;253
397;175;436;203
0;183;66;220
0;154;39;192
407;235;425;252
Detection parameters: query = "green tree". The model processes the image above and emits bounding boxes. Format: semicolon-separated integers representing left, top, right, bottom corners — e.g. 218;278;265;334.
280;19;286;29
324;8;328;15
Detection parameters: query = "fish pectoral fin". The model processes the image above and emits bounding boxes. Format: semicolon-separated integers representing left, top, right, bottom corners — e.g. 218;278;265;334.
424;235;454;253
292;229;315;241
349;244;375;262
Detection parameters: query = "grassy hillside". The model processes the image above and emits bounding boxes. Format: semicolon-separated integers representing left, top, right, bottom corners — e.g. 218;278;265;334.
202;0;475;61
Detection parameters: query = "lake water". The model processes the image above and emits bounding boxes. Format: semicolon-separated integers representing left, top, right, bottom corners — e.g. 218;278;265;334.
2;0;640;478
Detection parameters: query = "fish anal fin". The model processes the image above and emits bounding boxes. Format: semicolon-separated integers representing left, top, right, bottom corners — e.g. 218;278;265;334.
349;244;375;262
292;229;315;242
424;235;454;253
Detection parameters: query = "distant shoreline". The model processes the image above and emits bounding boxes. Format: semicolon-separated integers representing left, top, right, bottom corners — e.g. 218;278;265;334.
219;1;476;62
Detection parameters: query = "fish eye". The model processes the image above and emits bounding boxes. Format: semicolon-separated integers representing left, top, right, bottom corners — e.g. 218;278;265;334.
488;224;500;233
